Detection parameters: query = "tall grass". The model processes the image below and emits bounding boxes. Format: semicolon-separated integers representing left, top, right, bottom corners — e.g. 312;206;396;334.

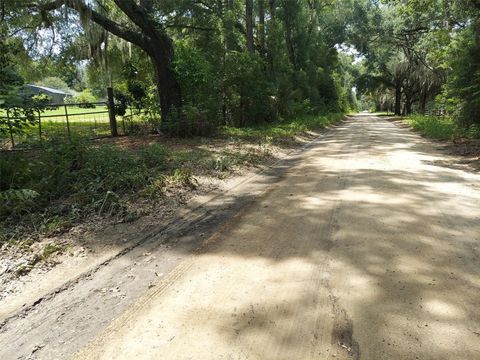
0;113;345;242
219;113;344;142
406;115;457;140
406;115;480;140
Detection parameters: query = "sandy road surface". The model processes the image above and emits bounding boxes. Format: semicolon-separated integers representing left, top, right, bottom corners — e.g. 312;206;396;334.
69;115;480;360
2;115;480;359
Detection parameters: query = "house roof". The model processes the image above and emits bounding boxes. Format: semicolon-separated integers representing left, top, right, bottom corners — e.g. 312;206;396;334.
26;84;68;95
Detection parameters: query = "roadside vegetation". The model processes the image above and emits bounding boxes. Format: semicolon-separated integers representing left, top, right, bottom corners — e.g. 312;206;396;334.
356;1;480;139
1;0;357;262
404;115;480;141
2;0;480;278
219;113;344;142
0;113;343;246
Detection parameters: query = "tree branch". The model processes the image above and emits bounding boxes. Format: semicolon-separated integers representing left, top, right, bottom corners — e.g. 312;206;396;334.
112;0;159;37
39;0;150;52
164;23;214;31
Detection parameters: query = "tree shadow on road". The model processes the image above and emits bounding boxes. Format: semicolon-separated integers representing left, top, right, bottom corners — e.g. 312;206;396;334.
182;116;480;360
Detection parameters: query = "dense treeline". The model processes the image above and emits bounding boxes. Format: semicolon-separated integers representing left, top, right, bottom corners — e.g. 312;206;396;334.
1;0;363;136
358;0;480;130
2;1;480;134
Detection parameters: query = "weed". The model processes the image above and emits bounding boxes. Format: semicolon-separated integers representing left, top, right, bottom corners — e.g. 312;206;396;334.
1;112;343;246
219;113;343;142
170;168;197;189
41;243;64;260
138;143;170;169
40;215;73;236
141;176;167;198
406;115;457;140
16;264;34;276
0;189;39;217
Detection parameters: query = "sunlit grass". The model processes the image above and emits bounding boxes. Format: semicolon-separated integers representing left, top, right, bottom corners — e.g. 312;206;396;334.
405;114;480;140
0;105;109;117
219;113;344;142
406;115;457;140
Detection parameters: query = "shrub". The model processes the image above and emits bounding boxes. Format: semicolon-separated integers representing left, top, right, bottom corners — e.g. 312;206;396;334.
137;143;170;169
224;51;275;127
407;115;456;140
73;145;148;207
0;189;39;217
73;89;97;108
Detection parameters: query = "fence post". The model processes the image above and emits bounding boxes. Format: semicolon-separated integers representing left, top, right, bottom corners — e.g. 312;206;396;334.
130;107;134;133
64;104;71;141
6;109;14;149
38;110;42;144
107;87;118;137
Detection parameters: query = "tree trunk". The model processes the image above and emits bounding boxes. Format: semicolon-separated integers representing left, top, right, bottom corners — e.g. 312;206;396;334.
405;98;412;115
258;0;265;58
395;83;402;116
420;88;428;114
266;0;276;76
269;0;276;17
246;0;254;53
148;37;182;131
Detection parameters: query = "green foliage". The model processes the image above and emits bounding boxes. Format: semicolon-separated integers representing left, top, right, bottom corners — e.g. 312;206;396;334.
0;139;157;221
0;189;39;217
35;77;70;92
72;89;97;108
5;1;357;136
442;24;480;127
224;51;274;126
1;91;56;138
220;113;344;143
0;111;343;241
407;114;480;140
137;143;169;169
406;115;457;140
0;30;24;103
74;145;148;202
361;0;480;128
163;42;220;136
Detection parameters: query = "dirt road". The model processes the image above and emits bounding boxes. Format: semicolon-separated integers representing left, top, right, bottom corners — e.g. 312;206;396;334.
3;115;480;359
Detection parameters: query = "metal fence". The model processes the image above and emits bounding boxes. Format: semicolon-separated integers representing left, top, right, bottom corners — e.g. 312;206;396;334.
0;94;150;150
424;108;447;117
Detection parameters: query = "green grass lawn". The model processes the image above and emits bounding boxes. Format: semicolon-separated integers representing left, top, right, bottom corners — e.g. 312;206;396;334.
1;106;144;148
0;105;109;118
38;105;110;122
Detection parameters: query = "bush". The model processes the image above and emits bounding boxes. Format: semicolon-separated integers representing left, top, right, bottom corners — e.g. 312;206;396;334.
137;143;169;169
168;42;220;136
407;115;456;140
0;138;179;223
0;189;39;217
73;89;97;108
224;51;275;127
162;104;217;137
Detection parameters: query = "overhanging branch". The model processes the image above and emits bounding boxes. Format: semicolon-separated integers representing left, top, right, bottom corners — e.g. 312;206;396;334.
39;0;150;52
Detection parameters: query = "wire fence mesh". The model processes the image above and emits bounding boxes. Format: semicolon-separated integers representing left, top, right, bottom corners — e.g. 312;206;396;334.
0;102;148;150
